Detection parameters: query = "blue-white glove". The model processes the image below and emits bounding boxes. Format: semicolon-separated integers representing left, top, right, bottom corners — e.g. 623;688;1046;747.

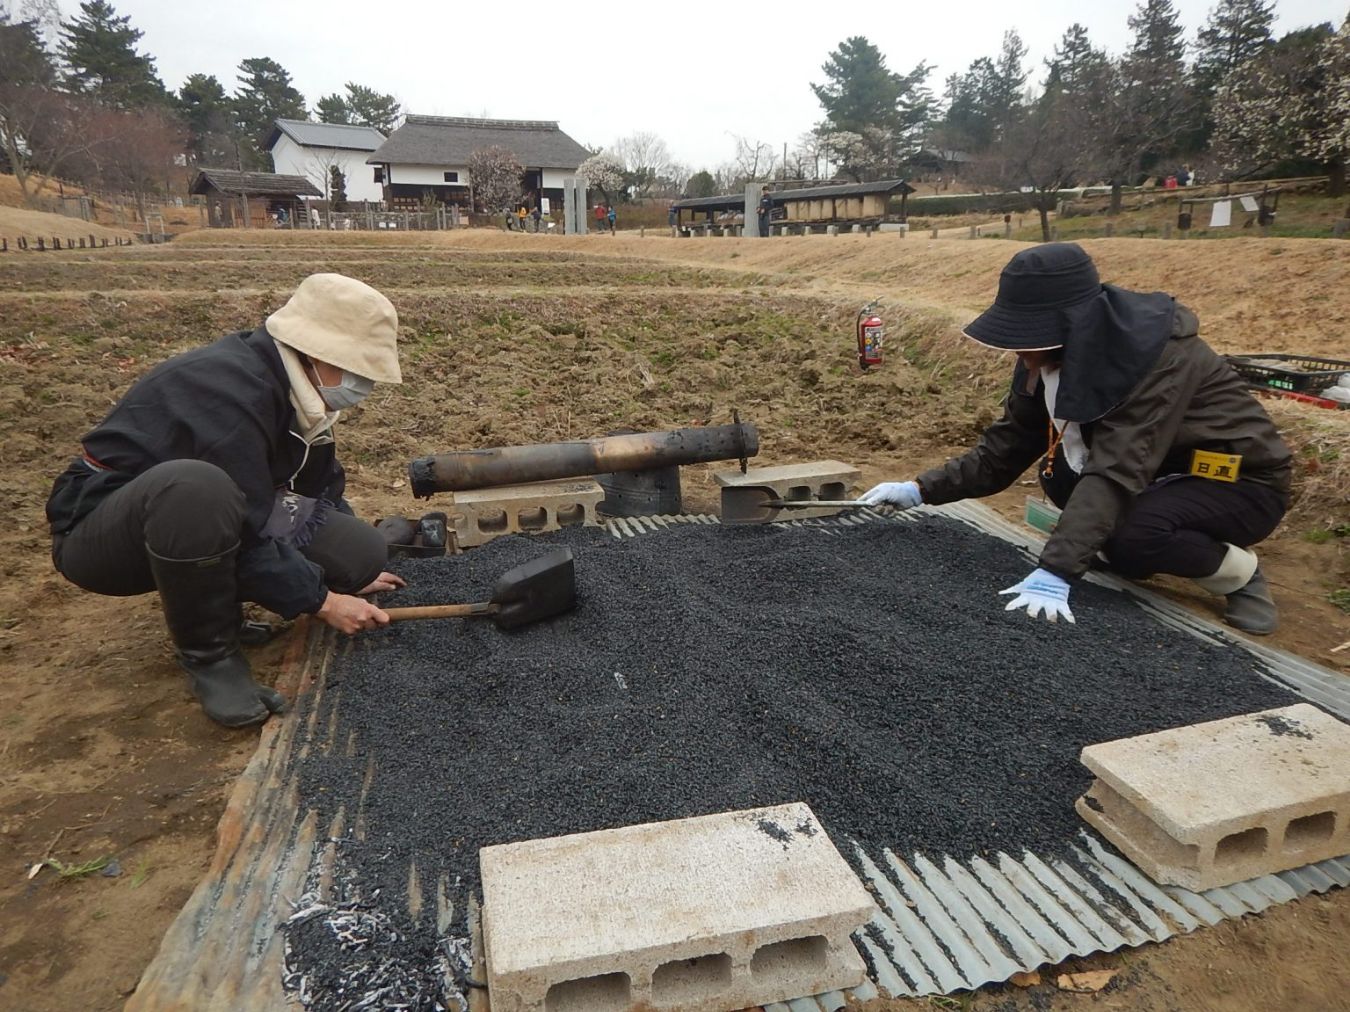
1000;568;1075;623
859;481;923;509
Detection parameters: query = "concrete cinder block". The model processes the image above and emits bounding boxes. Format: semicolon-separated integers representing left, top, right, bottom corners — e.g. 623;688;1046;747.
713;460;861;521
481;803;874;1012
450;479;603;547
1077;704;1350;890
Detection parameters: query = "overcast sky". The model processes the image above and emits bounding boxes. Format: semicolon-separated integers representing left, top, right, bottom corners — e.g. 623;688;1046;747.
49;0;1350;168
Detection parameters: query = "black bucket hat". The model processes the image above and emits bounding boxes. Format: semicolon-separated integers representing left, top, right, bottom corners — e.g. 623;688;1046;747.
964;243;1102;351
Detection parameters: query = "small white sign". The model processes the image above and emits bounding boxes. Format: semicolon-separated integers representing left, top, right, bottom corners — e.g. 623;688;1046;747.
540;197;550;214
1209;200;1232;228
1239;195;1259;213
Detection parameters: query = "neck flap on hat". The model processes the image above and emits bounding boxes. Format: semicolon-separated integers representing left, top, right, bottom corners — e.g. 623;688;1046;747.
1018;285;1177;423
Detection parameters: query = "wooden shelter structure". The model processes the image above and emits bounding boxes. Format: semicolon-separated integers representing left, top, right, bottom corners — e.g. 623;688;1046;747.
189;168;322;228
671;179;916;235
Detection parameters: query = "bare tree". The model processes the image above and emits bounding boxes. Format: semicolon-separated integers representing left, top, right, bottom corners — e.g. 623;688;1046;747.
979;87;1094;240
73;106;185;224
730;134;778;182
612;131;674;197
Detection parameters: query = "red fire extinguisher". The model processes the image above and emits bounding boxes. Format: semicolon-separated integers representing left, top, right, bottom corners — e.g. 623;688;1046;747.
857;299;883;371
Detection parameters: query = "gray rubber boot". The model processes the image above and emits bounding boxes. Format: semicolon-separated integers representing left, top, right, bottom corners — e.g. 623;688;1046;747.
147;544;286;727
1224;568;1279;635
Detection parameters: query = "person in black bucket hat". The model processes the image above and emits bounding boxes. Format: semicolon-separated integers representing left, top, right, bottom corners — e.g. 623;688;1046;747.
862;243;1292;634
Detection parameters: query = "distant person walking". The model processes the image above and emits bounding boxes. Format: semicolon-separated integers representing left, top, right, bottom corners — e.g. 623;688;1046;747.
606;205;616;234
668;201;679;237
757;188;773;238
517;205;529;231
531;204;542;232
594;203;606;233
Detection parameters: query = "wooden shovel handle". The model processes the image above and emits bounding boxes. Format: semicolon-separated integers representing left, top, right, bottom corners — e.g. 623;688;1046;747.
383;602;497;622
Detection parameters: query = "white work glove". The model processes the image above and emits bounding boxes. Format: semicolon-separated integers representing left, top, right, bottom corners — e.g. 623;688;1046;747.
999;568;1075;624
859;481;923;509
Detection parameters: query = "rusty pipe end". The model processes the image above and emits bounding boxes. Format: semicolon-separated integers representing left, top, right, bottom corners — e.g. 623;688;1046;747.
409;456;438;499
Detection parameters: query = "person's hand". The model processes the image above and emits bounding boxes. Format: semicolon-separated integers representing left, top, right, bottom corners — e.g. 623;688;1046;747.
316;592;390;634
359;571;407;595
1000;568;1075;623
859;481;923;509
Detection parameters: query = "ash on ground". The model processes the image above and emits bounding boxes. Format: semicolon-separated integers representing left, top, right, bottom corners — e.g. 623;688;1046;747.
285;516;1295;1007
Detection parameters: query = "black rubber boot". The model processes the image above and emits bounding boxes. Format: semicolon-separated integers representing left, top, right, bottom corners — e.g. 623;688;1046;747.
147;544;287;727
1224;568;1279;635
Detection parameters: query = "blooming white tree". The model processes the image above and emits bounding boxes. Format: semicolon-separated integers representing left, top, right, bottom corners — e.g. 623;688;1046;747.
1311;17;1349;198
1212;21;1347;196
577;152;624;203
467;145;524;212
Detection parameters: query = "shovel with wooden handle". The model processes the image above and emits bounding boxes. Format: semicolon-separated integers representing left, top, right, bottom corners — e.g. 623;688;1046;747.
382;547;576;630
721;485;872;526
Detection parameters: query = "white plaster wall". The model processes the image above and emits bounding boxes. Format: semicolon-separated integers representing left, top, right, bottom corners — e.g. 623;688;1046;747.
269;135;385;203
385;163;470;187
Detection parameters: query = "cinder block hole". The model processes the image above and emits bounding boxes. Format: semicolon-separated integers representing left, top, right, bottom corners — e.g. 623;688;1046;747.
544;971;631;1012
476;510;508;534
820;481;846;499
1215;826;1269;866
750;935;829;977
785;484;812;501
557;504;585;526
651;951;733;1003
517;507;548;531
1284;811;1336;850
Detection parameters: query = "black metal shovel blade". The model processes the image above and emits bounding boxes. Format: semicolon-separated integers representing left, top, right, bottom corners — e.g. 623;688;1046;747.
488;547;577;629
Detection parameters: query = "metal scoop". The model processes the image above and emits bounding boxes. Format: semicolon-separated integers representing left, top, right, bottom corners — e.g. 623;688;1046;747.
383;547;576;629
721;485;869;525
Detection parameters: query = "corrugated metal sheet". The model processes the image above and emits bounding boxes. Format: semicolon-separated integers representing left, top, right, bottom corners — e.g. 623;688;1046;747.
602;504;1350;1003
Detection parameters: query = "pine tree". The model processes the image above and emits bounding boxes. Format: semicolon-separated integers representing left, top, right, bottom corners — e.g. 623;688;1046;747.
1045;23;1107;93
233;56;306;169
315;92;351;124
989;29;1028;139
343;83;400;133
178;73;237;166
1194;0;1275;92
937;57;999;152
1118;0;1193;182
811;36;932;175
58;0;167;108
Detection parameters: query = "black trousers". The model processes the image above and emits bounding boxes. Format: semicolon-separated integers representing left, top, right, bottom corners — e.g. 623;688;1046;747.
52;459;387;602
1094;476;1287;580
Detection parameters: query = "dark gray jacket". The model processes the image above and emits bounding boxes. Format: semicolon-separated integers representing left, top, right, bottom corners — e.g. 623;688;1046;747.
916;307;1292;579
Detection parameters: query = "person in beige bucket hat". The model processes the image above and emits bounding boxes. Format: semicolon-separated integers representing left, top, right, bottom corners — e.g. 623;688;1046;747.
45;274;408;729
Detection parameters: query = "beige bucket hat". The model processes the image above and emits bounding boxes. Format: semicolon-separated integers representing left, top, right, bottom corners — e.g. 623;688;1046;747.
266;273;402;384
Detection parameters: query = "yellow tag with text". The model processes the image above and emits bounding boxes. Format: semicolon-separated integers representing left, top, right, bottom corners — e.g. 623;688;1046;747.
1190;449;1241;482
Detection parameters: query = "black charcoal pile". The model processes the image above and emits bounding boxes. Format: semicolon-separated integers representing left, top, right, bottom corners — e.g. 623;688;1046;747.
285;515;1295;1009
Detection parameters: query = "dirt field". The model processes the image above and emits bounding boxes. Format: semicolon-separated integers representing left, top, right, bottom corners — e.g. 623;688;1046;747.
0;229;1346;1011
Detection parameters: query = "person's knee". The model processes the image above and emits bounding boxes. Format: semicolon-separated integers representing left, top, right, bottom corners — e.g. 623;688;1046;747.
1102;522;1175;578
311;514;388;594
141;460;246;558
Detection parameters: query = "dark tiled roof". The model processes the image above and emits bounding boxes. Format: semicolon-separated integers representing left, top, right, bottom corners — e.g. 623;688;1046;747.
367;115;591;169
267;119;386;152
189;168;323;197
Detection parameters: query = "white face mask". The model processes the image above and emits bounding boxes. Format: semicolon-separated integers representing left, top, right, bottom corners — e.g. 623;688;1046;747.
310;362;374;411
